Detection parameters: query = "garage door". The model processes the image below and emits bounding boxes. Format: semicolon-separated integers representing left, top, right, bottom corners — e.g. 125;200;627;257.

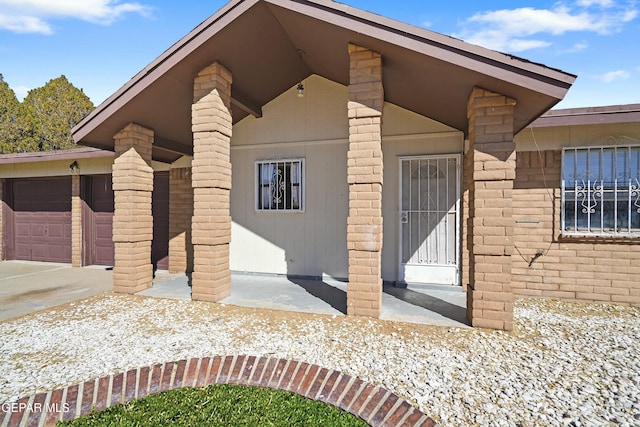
11;177;72;263
90;175;114;266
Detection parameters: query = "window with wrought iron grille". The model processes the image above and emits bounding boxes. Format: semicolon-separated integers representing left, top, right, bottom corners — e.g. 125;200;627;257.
562;146;640;236
256;159;304;212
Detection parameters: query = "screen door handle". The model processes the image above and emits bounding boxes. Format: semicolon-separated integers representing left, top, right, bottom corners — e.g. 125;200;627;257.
401;212;409;224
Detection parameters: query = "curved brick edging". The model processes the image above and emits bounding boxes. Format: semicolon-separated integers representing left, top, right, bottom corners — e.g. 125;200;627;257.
1;356;435;427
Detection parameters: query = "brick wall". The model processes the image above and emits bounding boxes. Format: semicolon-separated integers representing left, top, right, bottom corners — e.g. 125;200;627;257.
513;150;640;307
169;167;193;273
346;44;384;317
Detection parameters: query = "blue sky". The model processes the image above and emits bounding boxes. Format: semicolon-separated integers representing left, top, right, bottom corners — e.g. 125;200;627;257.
1;0;638;109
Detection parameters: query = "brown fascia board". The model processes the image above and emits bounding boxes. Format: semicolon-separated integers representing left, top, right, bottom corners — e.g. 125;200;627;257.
0;147;113;165
72;0;259;143
530;104;640;128
282;0;576;95
72;0;575;144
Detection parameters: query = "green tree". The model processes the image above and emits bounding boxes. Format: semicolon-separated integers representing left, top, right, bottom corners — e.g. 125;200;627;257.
22;75;94;151
0;75;38;153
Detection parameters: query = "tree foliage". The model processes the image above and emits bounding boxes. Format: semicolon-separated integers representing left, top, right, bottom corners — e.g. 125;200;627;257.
0;77;38;153
22;76;95;151
0;75;94;154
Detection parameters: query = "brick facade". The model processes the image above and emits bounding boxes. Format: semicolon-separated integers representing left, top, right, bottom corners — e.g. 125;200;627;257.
191;62;233;302
169;167;194;273
71;174;82;267
466;87;517;331
112;123;154;294
346;44;384;318
513;150;640;307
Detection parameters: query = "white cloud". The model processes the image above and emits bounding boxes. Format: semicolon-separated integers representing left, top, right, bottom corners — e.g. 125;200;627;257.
599;70;630;82
0;14;51;34
568;42;589;52
456;1;638;52
576;0;614;7
0;0;151;34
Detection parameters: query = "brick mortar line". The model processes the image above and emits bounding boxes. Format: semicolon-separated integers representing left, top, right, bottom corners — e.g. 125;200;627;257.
2;356;433;427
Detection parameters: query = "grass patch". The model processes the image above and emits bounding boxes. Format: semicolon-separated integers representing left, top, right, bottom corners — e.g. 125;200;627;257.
57;384;369;426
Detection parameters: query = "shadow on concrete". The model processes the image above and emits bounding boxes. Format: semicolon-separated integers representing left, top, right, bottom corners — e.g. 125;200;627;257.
287;276;347;314
383;284;470;326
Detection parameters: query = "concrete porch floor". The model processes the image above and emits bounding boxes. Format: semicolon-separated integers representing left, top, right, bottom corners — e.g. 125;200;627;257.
139;272;470;328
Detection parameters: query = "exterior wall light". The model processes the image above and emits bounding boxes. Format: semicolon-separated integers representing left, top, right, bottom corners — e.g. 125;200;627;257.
297;49;305;98
69;161;79;173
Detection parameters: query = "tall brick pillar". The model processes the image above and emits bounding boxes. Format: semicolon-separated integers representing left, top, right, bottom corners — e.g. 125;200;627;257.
71;174;82;267
466;87;516;331
346;44;384;317
169;167;193;274
191;62;232;302
112;123;154;293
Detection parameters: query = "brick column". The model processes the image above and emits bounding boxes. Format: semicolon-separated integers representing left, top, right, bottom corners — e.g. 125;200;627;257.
191;62;232;302
346;44;384;317
71;174;82;267
466;87;516;331
169;167;193;273
112;123;154;293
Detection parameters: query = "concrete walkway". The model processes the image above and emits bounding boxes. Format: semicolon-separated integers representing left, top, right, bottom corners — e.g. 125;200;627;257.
0;261;112;322
0;261;468;327
141;272;470;328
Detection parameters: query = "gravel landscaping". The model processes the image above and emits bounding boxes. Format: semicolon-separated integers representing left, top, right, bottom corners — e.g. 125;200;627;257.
1;293;639;426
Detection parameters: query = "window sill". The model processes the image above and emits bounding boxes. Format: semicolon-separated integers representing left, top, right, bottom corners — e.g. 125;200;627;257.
559;233;640;244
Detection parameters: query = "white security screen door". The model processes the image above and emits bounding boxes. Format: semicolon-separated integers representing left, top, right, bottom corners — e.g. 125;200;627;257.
399;155;460;284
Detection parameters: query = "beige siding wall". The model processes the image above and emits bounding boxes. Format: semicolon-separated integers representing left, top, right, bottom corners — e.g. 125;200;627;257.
0;156;170;179
0;157;114;178
514;122;640;151
230;75;463;278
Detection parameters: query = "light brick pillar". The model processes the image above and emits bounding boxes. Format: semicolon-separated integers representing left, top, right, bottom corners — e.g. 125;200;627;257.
71;174;82;267
346;44;384;317
169;167;193;273
191;62;232;302
466;87;516;331
112;123;154;293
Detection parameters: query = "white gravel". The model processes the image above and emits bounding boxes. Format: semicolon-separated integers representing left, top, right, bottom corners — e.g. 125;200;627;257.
1;293;639;426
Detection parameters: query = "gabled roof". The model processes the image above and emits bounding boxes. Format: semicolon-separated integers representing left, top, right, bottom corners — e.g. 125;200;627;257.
72;0;576;163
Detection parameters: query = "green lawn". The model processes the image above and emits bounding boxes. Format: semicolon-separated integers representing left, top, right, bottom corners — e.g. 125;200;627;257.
57;384;369;426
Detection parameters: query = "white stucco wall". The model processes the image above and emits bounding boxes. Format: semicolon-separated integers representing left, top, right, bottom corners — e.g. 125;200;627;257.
230;74;464;280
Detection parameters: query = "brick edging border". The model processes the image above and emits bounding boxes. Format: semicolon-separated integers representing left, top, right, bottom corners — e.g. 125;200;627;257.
1;356;435;427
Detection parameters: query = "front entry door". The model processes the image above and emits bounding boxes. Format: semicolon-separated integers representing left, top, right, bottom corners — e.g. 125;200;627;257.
399;155;460;285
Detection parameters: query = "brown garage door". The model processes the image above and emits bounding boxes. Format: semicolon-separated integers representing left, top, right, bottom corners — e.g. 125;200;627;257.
83;173;168;269
90;175;114;266
11;177;72;263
